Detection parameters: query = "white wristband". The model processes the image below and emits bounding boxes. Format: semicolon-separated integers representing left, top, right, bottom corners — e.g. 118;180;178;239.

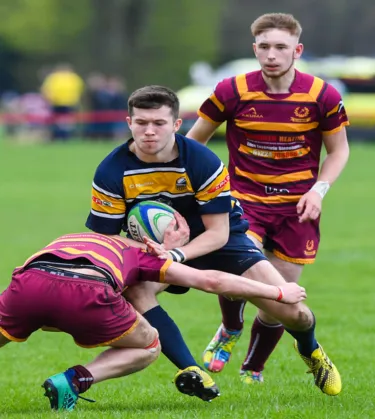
310;181;330;199
168;248;186;263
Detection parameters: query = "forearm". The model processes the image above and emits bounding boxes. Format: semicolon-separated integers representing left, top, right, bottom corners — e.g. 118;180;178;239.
318;147;349;185
177;229;228;261
186;117;220;145
186;127;211;145
205;270;280;301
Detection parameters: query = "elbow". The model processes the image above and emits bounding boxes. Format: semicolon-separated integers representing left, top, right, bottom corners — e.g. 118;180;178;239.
201;271;222;294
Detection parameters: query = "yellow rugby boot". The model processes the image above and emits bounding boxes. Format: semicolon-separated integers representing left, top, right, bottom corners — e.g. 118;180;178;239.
174;366;220;402
294;341;342;396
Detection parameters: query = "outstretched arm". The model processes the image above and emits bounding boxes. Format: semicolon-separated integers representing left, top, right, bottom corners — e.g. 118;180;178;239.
164;260;306;304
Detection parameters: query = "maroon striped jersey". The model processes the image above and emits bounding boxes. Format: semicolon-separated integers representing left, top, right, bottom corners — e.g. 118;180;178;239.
15;233;171;292
198;70;349;212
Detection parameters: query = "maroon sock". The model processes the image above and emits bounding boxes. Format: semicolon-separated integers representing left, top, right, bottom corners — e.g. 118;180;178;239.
219;295;246;331
69;365;94;394
241;316;285;372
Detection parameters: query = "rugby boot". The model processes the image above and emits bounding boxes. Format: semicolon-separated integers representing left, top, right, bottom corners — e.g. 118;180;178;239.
294;341;342;396
203;324;242;372
174;366;220;402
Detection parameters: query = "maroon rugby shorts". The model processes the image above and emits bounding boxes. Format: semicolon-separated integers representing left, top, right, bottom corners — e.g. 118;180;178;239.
243;205;320;264
0;268;139;347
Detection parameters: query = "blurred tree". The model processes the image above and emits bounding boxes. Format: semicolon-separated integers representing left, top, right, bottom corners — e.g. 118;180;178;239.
132;0;226;88
219;0;375;61
0;0;92;54
0;38;20;92
87;0;225;90
2;0;375;93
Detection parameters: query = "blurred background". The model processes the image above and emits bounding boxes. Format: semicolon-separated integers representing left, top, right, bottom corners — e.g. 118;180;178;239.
1;0;375;141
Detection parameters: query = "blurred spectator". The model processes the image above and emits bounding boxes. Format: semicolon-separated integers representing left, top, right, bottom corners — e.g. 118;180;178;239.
84;72;113;139
18;92;51;140
41;63;84;140
84;73;128;140
107;76;129;139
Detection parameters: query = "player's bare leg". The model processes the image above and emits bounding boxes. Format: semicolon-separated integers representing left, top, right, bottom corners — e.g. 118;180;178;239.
124;281;169;313
42;315;160;411
85;315;160;382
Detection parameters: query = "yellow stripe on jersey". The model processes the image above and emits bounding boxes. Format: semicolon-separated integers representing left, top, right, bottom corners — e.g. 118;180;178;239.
239;144;311;160
232;190;303;204
197;109;221;124
236;75;324;103
322;121;350;134
235;119;319;132
57;247;123;283
195;164;230;203
210;93;225;112
308;77;325;100
235;74;249;96
48;237;124;262
326;103;340;117
235;167;314;184
91;187;125;214
239;91;323;103
123;172;194;200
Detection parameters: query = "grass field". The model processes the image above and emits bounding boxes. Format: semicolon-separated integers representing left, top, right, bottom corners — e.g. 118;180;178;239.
1;139;375;419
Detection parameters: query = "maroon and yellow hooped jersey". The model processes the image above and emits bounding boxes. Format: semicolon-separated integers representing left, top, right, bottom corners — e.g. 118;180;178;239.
198;70;349;212
14;233;171;292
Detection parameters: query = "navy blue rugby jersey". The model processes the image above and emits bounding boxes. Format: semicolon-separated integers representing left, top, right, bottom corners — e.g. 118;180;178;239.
86;134;249;240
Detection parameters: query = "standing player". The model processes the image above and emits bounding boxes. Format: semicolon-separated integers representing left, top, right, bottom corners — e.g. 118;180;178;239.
186;13;350;384
0;231;306;411
86;85;342;396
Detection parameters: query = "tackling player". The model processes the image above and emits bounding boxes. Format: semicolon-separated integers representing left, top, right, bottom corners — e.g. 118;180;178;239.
0;232;305;411
186;13;349;384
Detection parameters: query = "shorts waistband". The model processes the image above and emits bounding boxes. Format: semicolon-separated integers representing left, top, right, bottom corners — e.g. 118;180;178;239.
25;261;116;289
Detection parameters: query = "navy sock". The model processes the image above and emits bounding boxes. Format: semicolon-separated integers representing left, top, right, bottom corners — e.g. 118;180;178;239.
285;314;319;357
143;305;199;369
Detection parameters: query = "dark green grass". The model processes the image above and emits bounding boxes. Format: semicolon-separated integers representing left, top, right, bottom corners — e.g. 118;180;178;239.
1;139;375;418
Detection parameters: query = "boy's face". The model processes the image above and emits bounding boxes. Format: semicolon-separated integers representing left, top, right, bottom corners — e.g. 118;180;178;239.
253;29;303;79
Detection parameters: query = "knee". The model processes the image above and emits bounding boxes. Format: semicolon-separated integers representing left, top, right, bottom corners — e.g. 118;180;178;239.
144;329;161;364
286;305;314;330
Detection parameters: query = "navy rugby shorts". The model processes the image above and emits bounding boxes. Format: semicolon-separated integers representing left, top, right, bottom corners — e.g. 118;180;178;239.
166;232;266;294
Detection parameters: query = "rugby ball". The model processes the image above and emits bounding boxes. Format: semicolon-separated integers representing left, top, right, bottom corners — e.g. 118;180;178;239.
127;200;176;244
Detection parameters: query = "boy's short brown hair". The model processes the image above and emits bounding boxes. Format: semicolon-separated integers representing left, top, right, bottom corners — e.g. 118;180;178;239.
128;85;180;120
251;13;302;39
